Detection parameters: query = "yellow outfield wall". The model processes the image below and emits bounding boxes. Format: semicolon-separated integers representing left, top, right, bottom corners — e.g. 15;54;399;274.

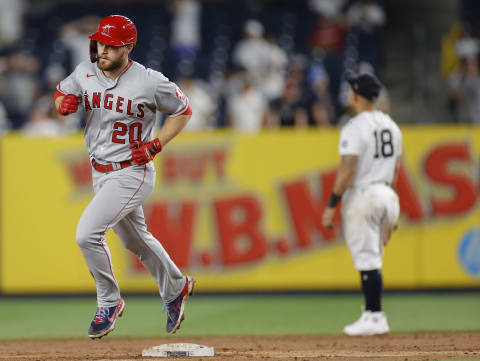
1;126;479;293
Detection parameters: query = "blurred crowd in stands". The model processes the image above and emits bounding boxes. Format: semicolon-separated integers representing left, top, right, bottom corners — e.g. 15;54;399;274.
0;0;390;136
444;0;480;125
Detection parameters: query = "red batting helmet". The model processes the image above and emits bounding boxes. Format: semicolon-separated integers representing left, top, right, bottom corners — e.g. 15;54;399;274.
88;15;137;63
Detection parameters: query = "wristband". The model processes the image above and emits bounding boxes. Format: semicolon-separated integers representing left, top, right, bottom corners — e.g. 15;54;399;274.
148;138;162;154
327;192;342;208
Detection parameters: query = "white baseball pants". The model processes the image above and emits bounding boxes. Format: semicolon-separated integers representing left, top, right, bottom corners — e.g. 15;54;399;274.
342;183;400;271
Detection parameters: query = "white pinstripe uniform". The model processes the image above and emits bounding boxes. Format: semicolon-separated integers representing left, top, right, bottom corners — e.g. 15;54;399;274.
57;59;190;307
339;110;402;271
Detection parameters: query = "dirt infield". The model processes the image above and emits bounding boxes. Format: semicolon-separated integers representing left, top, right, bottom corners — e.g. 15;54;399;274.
0;333;479;360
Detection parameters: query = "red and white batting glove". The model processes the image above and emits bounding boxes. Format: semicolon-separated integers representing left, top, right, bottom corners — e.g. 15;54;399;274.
58;94;81;115
130;138;162;165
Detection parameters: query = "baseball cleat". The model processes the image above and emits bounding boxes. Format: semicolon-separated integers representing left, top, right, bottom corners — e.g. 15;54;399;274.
344;310;390;336
165;276;195;334
88;298;125;339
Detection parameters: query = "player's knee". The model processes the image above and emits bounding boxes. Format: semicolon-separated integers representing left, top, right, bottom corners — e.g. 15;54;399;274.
76;227;93;248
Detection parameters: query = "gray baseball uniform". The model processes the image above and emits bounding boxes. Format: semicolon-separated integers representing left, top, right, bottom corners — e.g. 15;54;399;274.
339;110;402;271
57;59;190;307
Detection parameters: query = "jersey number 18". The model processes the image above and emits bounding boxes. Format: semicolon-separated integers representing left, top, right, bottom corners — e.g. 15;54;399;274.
373;129;394;158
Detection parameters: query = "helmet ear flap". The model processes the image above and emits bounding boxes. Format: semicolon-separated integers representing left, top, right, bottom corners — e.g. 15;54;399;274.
90;40;98;63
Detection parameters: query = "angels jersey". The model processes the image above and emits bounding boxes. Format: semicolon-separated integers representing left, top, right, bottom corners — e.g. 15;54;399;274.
57;59;189;163
339;110;402;187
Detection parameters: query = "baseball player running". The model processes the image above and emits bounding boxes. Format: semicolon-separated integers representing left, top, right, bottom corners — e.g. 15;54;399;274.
54;15;194;339
322;72;402;336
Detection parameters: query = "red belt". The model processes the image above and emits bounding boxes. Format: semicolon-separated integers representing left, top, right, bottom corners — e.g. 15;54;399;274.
91;159;133;173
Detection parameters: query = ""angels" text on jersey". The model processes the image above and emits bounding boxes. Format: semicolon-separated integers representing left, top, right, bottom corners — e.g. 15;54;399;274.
83;91;145;118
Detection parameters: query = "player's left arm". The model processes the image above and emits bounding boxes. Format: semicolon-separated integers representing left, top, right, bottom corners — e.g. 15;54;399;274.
158;112;192;147
391;126;403;191
391;155;401;191
155;80;192;147
131;76;192;165
321;155;358;229
130;112;191;166
153;76;193;147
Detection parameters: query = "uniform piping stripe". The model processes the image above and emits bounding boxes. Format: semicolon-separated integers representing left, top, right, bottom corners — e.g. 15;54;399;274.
99;165;147;282
169;98;190;117
101;242;118;285
170;100;189;117
56;83;66;95
123;59;134;75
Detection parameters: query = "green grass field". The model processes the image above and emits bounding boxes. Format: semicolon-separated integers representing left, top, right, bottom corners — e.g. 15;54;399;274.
0;293;478;340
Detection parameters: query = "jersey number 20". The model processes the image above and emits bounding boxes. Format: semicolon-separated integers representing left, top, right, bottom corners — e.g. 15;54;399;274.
373;129;394;158
112;121;143;144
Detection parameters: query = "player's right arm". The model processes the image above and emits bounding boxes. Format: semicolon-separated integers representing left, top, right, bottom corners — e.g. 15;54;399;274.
54;67;82;115
54;92;82;115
